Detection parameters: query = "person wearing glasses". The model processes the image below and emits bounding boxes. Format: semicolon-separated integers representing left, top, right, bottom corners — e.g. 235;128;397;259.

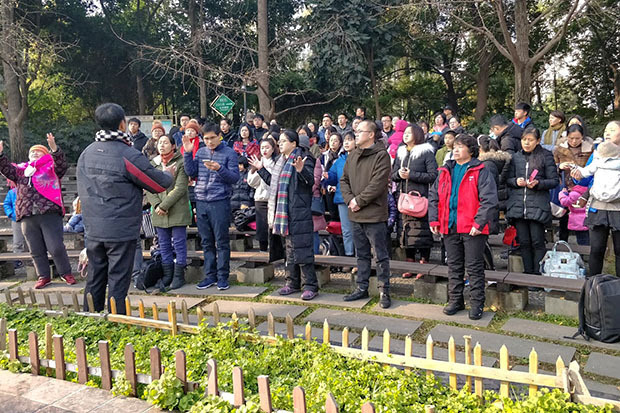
340;120;392;308
183;122;240;291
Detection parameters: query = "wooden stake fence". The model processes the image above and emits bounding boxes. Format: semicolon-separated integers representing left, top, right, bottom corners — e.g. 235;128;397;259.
2;288;619;411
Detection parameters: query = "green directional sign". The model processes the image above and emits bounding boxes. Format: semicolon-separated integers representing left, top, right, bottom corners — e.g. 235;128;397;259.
211;94;235;116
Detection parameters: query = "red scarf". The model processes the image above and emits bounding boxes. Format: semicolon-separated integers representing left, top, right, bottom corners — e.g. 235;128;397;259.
160;151;175;165
180;136;200;158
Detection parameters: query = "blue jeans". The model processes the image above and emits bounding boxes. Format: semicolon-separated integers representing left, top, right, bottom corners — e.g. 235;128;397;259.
314;232;320;254
156;226;188;266
337;203;354;256
196;199;231;285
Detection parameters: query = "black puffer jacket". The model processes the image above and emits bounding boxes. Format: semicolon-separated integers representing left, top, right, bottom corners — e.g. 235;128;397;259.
506;145;559;225
478;150;511;210
231;169;255;211
392;143;438;249
77;139;173;242
498;124;524;154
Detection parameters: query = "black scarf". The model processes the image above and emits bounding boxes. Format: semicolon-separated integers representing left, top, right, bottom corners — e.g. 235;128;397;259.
95;130;132;146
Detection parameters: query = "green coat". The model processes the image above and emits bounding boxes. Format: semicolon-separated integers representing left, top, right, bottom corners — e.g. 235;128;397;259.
146;151;192;228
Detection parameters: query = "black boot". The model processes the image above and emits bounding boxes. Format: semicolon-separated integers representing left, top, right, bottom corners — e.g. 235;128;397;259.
379;289;391;309
160;263;174;289
469;304;484;320
343;287;369;302
169;264;186;290
443;300;465;315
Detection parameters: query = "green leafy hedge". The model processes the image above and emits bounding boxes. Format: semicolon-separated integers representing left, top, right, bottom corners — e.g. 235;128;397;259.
0;305;612;412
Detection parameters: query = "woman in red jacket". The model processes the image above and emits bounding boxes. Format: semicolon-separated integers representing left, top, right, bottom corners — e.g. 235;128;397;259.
429;134;498;320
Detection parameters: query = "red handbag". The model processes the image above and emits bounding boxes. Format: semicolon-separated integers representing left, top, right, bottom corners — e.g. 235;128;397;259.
503;225;519;247
398;190;428;218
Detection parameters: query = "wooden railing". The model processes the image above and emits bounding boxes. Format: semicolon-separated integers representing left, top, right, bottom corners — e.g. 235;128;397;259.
1;289;619;411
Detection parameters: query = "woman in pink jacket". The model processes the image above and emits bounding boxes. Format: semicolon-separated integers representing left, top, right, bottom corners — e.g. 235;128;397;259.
558;185;589;245
388;120;410;159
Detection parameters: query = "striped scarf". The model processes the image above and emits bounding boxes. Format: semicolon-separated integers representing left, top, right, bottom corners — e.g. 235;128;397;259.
273;148;300;236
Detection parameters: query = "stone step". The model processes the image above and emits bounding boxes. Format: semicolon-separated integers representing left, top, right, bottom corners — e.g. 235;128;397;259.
303;308;422;336
126;294;206;310
374;299;495;328
428;325;576;365
0;281;17;290
502;318;620;352
367;336;498;367
129;283;267;299
265;291;372;309
256;321;359;346
585;352;620;381
202;300;307;319
19;280;85;293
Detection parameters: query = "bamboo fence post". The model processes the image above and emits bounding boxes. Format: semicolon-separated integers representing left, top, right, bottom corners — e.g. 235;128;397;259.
448;336;457;390
125;296;132;317
110;297;117;315
86;293;95;313
305;322;311;341
8;329;17;360
267;312;275;337
206;359;219;396
181;300;189;325
152;303;158;323
28;331;39;375
426;335;434;379
0;318;6;351
150;347;162;380
176;350;187;392
464;335;472;391
55;291;63;308
17;287;25;305
286;314;294;339
76;337;88;384
499;345;509;398
232;312;239;330
43;292;51;310
323;320;330;344
232;366;245;407
53;335;66;380
45;324;53;376
169;301;178;336
556;356;566;389
3;289;11;307
197;307;204;325
405;336;413;373
293;386;307;413
361;402;376;413
248;307;256;329
213;302;220;324
529;348;539;397
99;341;112;390
342;327;349;349
28;289;36;307
62;307;69;318
383;329;390;355
325;393;339;413
425;406;436;413
258;375;273;413
72;291;80;312
474;343;483;397
361;327;369;351
139;299;145;319
124;344;137;396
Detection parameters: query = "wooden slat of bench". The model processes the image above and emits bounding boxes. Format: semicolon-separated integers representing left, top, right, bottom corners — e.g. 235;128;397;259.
503;272;584;292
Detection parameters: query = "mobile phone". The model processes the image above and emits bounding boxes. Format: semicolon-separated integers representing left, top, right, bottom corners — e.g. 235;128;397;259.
528;169;538;182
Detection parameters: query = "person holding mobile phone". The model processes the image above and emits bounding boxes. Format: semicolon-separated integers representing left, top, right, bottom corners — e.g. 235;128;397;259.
506;127;559;276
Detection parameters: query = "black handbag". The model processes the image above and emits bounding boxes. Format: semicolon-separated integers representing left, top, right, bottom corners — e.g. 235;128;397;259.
311;196;325;216
268;233;286;263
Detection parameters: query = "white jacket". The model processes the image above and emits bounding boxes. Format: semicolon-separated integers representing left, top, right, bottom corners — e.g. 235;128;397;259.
247;157;277;202
579;157;620;203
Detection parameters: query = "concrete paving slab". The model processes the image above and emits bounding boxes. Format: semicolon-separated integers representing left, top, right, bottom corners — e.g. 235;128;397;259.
585;352;620;380
428;325;576;364
502;318;620;351
374;299;495;327
0;281;18;290
153;284;268;299
0;370;53;395
0;391;47;413
256;321;360;346
20;280;85;292
127;294;206;309
202;300;307;319
91;396;155;413
303;308;422;336
52;387;116;413
367;336;497;367
265;291;372;309
21;377;84;405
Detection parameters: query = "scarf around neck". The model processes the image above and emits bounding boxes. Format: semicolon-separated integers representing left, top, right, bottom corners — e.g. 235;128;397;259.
14;154;64;210
160;151;175;165
95;130;132;146
543;123;565;145
273;148;300;236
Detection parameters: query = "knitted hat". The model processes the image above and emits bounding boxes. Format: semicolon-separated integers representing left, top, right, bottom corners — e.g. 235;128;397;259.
29;145;49;155
185;121;201;135
151;121;165;135
597;141;620;159
298;134;310;150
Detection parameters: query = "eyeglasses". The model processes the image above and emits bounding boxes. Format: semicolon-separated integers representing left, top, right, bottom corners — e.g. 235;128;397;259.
356;130;372;134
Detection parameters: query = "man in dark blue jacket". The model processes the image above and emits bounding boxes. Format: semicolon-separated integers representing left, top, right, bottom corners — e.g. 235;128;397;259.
78;103;173;314
183;122;240;290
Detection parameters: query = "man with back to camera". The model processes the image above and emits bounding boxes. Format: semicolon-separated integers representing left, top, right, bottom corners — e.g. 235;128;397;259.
78;103;173;314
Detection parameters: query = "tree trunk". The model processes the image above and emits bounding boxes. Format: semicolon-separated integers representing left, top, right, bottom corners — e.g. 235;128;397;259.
136;73;146;115
1;60;27;162
513;0;532;104
256;0;272;120
474;46;492;121
189;0;207;118
441;71;458;115
612;64;620;111
367;45;381;119
513;61;532;105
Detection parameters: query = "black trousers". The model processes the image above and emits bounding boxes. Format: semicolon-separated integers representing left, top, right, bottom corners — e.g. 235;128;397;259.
514;219;546;274
21;213;72;279
284;237;318;292
352;221;390;291
255;201;269;251
83;239;136;314
589;225;620;277
443;229;487;307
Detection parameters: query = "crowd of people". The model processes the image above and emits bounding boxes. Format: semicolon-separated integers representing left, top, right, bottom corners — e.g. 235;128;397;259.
1;101;619;322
